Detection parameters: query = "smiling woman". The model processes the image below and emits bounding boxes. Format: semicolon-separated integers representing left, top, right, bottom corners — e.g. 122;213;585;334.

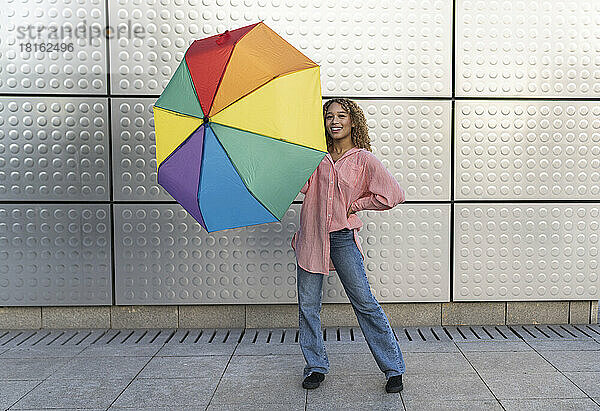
292;97;407;394
323;98;372;156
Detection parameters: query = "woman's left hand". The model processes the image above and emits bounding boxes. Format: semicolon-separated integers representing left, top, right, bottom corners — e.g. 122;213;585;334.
347;206;356;218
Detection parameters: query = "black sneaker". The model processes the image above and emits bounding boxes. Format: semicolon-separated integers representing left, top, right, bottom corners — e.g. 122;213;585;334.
385;375;403;393
302;372;325;389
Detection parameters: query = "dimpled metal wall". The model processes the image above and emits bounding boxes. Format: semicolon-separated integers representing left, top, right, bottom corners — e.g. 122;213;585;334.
0;0;598;306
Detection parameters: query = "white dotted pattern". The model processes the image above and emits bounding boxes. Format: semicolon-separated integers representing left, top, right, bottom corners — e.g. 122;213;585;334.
109;0;452;96
0;98;109;200
1;1;599;306
0;204;112;305
324;205;451;303
112;98;450;202
456;101;600;200
111;99;170;201
354;100;451;200
0;0;107;93
109;0;231;94
455;204;600;301
115;203;450;304
114;203;301;304
456;0;600;97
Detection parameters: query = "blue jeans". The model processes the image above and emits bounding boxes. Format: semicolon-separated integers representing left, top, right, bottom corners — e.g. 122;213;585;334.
297;228;406;379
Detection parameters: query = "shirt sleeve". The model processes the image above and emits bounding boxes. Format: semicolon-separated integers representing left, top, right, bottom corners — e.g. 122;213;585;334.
349;153;405;212
300;180;309;194
300;166;317;194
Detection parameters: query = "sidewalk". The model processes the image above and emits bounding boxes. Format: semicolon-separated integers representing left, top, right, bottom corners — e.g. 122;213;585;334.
1;325;599;410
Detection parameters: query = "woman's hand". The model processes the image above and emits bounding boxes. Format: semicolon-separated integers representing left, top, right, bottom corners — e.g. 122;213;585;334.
347;206;356;218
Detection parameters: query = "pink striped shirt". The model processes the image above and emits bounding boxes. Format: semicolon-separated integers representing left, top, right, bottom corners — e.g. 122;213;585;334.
291;147;406;275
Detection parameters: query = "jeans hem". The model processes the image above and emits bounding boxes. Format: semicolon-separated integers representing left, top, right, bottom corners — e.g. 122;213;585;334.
385;370;405;379
303;368;329;379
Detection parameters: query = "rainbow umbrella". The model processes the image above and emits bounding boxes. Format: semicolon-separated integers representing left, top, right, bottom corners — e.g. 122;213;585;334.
153;21;327;232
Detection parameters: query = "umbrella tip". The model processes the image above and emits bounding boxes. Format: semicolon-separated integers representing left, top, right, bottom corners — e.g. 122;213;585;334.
216;30;230;45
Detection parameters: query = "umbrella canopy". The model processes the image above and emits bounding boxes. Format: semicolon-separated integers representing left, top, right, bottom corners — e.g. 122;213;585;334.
153;21;327;232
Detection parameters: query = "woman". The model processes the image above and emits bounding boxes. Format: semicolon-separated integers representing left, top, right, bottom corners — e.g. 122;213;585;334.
290;98;406;393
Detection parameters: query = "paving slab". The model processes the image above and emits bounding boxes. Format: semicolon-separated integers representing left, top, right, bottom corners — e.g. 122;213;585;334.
526;339;600;351
11;378;131;409
109;408;177;411
499;398;600;410
327;352;382;375
539;350;600;372
18;408;106;410
77;344;163;357
0;380;41;410
49;355;151;380
402;399;503;410
222;354;305;377
157;343;237;357
234;343;303;355
112;377;218;408
306;374;404;410
3;327;600;410
0;345;87;358
400;373;494;401
564;372;600;398
480;371;588;400
399;341;459;353
138;355;230;379
456;341;532;352
0;357;70;380
307;403;405;411
403;352;475;375
210;374;306;406
207;403;305;411
463;351;556;374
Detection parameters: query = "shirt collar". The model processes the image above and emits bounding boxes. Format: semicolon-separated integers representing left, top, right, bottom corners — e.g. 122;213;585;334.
326;147;361;165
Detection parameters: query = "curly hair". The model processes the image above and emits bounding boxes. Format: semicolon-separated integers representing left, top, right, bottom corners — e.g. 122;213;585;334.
322;98;372;152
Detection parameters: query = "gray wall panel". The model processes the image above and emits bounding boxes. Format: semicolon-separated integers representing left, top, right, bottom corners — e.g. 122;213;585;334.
355;100;451;201
0;0;107;94
111;98;169;201
115;203;450;305
456;0;600;97
109;1;452;97
0;97;110;201
455;204;600;301
324;205;451;303
455;101;600;200
109;1;230;95
0;204;112;305
1;1;598;308
111;98;451;202
114;203;300;305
